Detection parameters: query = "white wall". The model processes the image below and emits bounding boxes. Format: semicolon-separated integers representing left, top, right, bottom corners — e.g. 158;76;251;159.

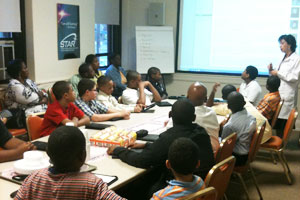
122;0;177;71
25;0;95;84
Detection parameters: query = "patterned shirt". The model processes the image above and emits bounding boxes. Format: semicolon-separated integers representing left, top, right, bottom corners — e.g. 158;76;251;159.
5;79;48;115
151;175;205;200
75;98;108;118
15;168;126;200
257;91;281;120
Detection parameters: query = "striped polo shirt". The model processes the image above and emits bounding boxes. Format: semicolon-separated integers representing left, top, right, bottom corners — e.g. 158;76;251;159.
15;168;125;200
151;175;205;200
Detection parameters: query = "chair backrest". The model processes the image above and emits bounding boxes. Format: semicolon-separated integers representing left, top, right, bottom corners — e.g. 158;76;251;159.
248;122;266;163
215;132;237;163
26;115;44;141
282;108;298;148
183;187;217;200
204;156;236;200
47;88;56;104
271;99;284;128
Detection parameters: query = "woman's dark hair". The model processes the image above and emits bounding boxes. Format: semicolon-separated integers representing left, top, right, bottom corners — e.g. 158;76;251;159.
6;59;24;79
85;54;97;64
278;34;297;52
108;53;119;64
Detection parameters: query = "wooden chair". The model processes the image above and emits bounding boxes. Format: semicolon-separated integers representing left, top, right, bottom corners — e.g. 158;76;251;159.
271;99;284;128
26;115;44;141
183;187;217;200
205;156;236;200
215;133;237;163
260;108;298;184
233;122;266;200
47;88;56;104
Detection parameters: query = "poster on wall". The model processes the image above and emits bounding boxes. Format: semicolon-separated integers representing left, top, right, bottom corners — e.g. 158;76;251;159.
57;4;80;60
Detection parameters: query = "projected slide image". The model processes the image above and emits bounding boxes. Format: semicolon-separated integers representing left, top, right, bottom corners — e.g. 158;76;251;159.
178;0;298;76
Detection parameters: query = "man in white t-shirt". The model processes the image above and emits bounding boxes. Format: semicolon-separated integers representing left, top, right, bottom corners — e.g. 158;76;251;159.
166;82;219;152
122;71;161;105
239;65;262;106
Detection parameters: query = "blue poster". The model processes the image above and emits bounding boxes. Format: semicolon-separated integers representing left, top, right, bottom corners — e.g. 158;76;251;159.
57;4;80;60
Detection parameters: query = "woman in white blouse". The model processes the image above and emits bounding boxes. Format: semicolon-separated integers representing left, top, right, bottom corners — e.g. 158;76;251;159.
4;59;48;128
268;34;300;137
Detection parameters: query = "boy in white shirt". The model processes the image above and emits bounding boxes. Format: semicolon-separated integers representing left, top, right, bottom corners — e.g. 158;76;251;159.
97;76;143;113
240;65;262;106
122;71;161;106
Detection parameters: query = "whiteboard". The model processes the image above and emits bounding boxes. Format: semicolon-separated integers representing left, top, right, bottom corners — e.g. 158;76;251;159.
136;26;175;74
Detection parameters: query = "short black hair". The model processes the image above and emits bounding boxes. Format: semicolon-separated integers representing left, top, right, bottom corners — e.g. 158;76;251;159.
126;70;140;82
222;84;237;100
278;34;297;52
52;81;71;100
267;75;280;92
97;76;112;87
6;59;24;79
78;78;95;97
147;67;160;79
85;54;97;64
47;126;86;173
168;138;200;175
171;98;195;125
78;63;91;77
245;65;258;80
227;92;245;113
108;53;119;64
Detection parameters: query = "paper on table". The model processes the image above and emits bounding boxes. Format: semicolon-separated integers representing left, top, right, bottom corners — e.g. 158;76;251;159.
87;146;108;164
128;115;169;135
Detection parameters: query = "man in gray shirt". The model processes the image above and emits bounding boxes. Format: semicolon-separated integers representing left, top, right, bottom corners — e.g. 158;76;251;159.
221;91;256;166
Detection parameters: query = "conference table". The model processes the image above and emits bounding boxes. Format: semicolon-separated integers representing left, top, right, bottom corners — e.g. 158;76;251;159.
0;100;225;199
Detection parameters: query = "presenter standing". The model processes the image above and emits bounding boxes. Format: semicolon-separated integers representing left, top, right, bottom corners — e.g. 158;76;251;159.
268;34;300;137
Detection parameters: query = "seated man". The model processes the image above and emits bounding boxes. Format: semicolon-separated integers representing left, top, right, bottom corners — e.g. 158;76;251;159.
107;99;214;181
0;120;35;163
75;79;130;122
166;82;219;153
240;65;262;106
221;92;256;166
151;138;205;199
122;71;161;105
209;84;272;144
70;63;95;97
257;75;281;121
147;67;168;99
40;81;90;137
15;126;125;199
97;76;143;113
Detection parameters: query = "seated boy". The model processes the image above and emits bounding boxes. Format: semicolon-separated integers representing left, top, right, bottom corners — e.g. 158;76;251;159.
151;138;205;199
97;76;143;113
221;92;256;166
70;63;96;97
257;75;281;121
15;126;125;200
240;65;262;106
75;79;130;122
122;71;161;105
40;81;90;137
147;67;168;99
0;120;35;163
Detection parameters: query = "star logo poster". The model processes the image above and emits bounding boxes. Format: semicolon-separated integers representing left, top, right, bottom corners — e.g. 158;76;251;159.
57;4;80;60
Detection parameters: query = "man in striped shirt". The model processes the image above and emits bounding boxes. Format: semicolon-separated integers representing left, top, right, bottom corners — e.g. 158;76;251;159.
15;126;125;200
151;138;205;199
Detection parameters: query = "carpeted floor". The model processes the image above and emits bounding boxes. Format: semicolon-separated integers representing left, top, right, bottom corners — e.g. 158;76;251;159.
226;131;300;200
